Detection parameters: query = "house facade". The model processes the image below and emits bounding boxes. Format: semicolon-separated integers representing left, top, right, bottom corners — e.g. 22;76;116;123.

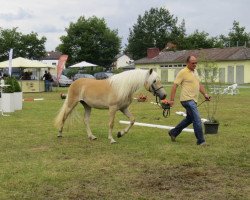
40;51;62;75
135;47;250;84
112;54;134;69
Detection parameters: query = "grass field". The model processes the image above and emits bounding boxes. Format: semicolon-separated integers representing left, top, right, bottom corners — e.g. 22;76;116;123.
0;86;249;200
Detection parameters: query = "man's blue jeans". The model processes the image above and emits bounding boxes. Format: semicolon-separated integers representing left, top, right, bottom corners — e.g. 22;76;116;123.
45;80;50;92
170;100;205;145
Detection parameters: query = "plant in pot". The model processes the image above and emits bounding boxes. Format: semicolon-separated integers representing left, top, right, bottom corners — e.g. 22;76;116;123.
2;76;15;113
198;56;221;134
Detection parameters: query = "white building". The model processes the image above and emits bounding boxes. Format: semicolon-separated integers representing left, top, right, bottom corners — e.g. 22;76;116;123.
112;54;134;69
40;51;62;75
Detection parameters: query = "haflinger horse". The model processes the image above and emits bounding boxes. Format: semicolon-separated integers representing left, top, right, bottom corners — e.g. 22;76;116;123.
54;69;166;144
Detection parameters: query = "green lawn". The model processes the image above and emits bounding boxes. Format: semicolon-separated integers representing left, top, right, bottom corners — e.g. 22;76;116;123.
0;86;249;200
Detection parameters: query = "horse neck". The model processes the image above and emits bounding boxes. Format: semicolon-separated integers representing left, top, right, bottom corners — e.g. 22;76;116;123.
110;70;147;100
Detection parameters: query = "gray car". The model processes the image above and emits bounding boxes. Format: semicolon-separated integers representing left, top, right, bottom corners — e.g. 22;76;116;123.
52;75;73;87
73;73;95;81
94;72;113;80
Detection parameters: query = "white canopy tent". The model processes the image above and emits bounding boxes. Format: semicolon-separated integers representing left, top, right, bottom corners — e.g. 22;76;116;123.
68;61;97;68
0;57;55;68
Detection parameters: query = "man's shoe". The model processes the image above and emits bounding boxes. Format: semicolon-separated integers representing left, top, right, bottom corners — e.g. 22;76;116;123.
168;130;176;142
198;142;209;146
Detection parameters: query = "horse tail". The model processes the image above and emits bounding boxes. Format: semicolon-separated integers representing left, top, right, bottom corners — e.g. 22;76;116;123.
54;96;70;129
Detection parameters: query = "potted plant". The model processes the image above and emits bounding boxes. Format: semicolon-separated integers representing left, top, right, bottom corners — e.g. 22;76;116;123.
13;77;23;110
2;76;15;113
198;56;221;134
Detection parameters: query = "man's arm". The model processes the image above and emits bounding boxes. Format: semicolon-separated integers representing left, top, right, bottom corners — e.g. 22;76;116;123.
168;83;178;107
199;83;210;100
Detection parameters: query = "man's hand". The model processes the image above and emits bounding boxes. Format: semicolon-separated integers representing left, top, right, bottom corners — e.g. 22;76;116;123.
204;94;211;101
161;99;174;107
168;100;174;107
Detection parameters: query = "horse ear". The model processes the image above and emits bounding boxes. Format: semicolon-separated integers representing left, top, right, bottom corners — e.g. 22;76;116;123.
149;68;153;75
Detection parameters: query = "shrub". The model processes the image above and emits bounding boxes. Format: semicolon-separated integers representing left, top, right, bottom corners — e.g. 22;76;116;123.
13;78;22;92
3;77;14;93
2;77;22;93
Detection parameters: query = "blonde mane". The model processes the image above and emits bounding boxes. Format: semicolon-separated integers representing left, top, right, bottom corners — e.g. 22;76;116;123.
108;69;158;100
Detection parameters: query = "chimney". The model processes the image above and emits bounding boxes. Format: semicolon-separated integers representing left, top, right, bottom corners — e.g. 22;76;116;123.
147;48;160;59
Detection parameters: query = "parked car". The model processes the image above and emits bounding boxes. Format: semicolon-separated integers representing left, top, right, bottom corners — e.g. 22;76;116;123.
73;73;95;81
52;75;73;87
94;72;113;80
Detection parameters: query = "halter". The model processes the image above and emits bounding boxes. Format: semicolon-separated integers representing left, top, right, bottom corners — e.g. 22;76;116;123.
150;83;171;118
149;82;163;99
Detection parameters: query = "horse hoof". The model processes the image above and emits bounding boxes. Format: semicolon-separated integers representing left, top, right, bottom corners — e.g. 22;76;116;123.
89;136;97;140
57;135;63;138
117;132;122;138
111;140;117;144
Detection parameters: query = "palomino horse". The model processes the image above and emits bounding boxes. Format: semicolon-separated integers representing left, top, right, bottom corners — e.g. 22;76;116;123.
54;69;166;144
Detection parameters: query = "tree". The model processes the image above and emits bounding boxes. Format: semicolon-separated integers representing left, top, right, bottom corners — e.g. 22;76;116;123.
0;27;46;61
182;30;223;50
220;21;250;47
0;28;21;61
19;32;47;59
56;16;121;67
198;55;221;124
125;7;185;60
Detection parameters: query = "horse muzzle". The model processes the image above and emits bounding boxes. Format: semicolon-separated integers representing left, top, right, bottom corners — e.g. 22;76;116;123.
156;90;166;100
151;85;167;100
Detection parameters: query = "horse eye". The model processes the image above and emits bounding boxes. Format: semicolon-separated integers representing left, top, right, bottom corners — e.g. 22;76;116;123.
153;80;156;83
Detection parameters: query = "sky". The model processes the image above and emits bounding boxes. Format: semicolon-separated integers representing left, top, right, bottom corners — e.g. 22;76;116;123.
0;0;249;51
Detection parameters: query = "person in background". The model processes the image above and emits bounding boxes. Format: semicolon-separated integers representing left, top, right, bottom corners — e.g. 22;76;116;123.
168;55;210;146
43;70;53;92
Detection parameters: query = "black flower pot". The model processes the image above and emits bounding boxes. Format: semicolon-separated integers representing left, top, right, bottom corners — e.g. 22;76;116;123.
204;122;219;134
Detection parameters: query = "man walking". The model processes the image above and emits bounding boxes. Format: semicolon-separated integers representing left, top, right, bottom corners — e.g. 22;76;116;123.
168;55;210;146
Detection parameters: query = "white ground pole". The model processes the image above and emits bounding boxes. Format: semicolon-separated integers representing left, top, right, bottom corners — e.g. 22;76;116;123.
175;111;208;123
119;120;194;133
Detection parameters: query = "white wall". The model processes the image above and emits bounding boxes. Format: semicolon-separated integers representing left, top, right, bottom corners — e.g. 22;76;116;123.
41;59;59;75
116;55;133;69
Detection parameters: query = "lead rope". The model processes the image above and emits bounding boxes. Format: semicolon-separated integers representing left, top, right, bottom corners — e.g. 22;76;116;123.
197;96;211;107
155;95;170;118
151;84;170;118
161;101;171;118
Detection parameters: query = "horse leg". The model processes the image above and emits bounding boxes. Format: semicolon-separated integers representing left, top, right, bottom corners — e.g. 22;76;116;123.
57;100;78;137
108;107;117;144
80;101;97;140
117;107;135;138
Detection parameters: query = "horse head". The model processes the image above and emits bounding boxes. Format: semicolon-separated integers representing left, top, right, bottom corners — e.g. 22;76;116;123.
144;69;166;100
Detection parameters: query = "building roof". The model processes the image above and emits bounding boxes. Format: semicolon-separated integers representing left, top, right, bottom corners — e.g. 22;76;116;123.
114;53;131;60
135;47;250;64
41;51;62;60
114;53;123;59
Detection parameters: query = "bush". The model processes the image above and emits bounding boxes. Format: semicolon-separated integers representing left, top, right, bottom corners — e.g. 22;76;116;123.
3;77;21;93
13;78;22;92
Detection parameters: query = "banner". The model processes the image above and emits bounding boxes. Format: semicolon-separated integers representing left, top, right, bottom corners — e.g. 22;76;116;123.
8;49;13;76
57;54;68;80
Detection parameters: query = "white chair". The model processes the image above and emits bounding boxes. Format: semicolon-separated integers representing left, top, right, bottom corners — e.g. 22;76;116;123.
228;83;239;95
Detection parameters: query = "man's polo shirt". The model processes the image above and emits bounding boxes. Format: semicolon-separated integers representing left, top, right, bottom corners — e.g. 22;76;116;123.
174;67;200;102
